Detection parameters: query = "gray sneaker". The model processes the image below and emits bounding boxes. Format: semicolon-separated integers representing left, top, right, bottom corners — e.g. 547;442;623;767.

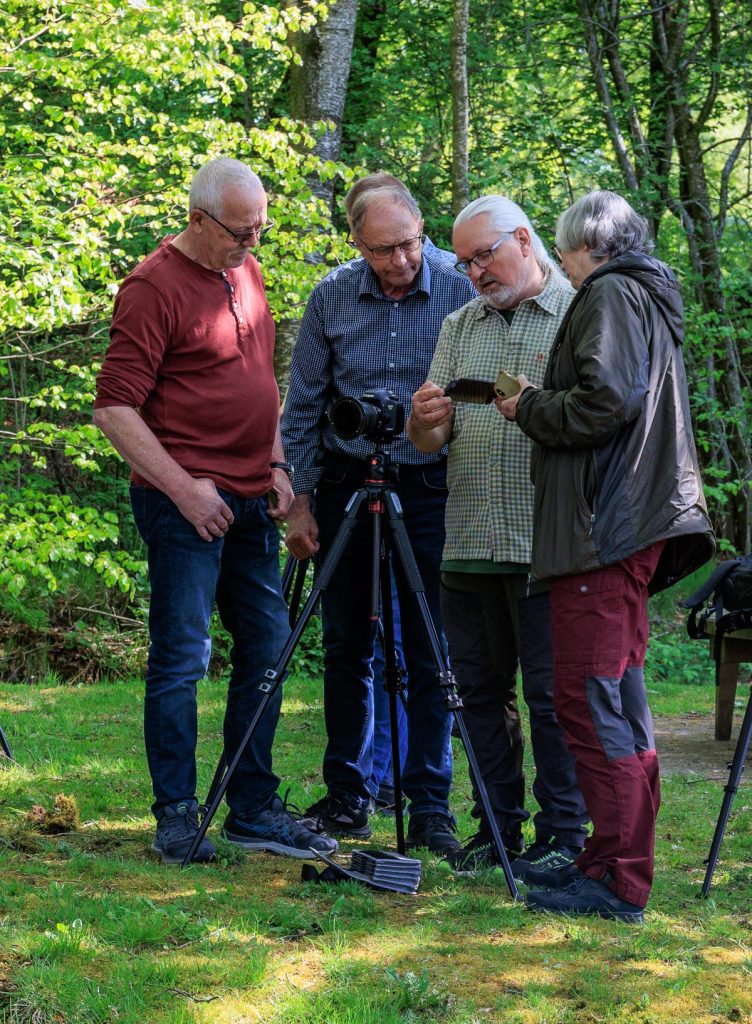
223;795;340;860
152;800;216;864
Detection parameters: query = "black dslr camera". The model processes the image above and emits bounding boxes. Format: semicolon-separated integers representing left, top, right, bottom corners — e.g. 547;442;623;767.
329;388;406;442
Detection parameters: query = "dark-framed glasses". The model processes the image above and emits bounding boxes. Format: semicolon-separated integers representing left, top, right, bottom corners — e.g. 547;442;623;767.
349;233;425;260
198;208;274;245
454;232;515;274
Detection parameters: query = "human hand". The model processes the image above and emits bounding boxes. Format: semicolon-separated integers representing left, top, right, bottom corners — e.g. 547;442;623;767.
411;380;454;429
267;468;294;521
496;373;532;421
284;495;320;559
175;477;234;541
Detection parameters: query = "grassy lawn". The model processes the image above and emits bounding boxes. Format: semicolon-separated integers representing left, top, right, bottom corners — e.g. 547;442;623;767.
0;660;750;1024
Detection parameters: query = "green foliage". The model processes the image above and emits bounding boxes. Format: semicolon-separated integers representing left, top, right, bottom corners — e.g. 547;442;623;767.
1;0;749;674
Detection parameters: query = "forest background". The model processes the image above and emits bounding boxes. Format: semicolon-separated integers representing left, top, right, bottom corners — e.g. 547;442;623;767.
0;0;751;681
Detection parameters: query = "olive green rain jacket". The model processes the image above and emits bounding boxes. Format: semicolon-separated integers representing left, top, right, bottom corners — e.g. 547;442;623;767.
516;251;715;593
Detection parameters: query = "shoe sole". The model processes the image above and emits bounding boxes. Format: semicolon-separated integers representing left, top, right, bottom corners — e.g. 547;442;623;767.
151;840;215;865
222;832;337;859
526;901;644;924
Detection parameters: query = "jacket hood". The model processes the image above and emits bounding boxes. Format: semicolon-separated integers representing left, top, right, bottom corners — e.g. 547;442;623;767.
588;251;685;346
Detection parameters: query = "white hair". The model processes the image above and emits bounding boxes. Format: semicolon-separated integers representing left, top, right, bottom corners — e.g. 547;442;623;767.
189;158;264;217
454;195;562;277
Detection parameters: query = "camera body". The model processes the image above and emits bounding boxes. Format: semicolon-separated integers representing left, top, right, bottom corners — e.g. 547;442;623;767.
329;388;406;442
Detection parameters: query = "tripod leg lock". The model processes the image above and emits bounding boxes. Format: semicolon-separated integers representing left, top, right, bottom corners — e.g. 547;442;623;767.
259;668;278;693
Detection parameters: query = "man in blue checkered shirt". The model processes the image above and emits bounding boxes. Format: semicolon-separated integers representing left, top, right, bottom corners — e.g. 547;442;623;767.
281;179;476;853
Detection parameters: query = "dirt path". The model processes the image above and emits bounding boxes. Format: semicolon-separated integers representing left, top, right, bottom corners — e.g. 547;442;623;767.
654;711;744;779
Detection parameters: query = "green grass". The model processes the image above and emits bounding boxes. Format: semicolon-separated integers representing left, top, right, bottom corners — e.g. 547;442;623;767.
0;657;750;1024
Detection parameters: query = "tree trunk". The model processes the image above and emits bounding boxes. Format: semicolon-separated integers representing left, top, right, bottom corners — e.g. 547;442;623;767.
289;0;359;213
451;0;470;214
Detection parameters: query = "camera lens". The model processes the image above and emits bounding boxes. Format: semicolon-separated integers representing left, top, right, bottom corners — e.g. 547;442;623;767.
329;397;380;439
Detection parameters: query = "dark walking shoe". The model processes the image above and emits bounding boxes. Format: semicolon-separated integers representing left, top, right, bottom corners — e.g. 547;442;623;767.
525;873;645;923
442;829;523;874
511;837;581;883
524;860;584;889
298;792;372;838
406;813;461;856
373;784;407;817
223;795;339;859
152;800;216;865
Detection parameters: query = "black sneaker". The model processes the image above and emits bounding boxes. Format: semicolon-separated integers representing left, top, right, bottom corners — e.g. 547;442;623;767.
298;792;372;838
511;837;581;883
152;800;216;865
524;860;584;889
406;813;461;855
525;873;644;924
373;784;407;817
442;829;523;874
223;795;339;859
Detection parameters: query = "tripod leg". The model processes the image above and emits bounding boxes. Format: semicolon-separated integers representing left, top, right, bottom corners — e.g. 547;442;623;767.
384;491;520;900
701;686;752;898
184;490;370;866
0;724;13;763
379;559;406;854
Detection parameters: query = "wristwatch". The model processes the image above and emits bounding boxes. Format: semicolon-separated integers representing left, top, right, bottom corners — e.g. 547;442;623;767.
270;461;293;480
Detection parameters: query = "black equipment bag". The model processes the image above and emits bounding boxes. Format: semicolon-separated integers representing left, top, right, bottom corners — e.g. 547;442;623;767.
681;554;752;674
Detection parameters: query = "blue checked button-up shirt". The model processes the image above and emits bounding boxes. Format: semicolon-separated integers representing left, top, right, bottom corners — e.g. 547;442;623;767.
282;244;477;494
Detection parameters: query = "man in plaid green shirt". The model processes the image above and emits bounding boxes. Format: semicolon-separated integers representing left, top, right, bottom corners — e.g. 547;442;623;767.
408;195;588;879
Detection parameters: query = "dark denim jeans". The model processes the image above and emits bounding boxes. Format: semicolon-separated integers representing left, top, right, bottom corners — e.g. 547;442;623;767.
131;485;290;821
368;573;408;795
441;575;587;847
315;457;453;817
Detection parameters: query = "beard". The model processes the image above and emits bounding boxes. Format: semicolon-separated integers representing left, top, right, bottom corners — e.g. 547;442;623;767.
481;281;525;309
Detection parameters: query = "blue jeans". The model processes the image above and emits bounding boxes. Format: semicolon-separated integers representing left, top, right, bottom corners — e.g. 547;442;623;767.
368;573;408;795
315;457;453;818
131;485;290;821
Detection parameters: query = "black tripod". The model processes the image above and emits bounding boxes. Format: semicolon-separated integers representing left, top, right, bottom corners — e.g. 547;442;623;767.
700;682;752;897
0;724;13;763
184;446;519;900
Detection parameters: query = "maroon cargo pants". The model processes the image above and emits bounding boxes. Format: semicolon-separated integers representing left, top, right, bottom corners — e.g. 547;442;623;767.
549;542;665;908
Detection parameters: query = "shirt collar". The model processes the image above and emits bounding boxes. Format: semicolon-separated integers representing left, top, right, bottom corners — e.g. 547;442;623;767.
470;268;569;320
357;253;432;300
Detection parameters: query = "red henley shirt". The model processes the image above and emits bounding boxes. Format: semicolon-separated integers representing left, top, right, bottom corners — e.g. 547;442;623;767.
95;239;279;498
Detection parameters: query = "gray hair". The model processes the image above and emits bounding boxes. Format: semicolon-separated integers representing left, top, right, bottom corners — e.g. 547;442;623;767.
555;190;654;259
189;158;264;217
343;173;409;222
349;185;422;236
454;195;561;277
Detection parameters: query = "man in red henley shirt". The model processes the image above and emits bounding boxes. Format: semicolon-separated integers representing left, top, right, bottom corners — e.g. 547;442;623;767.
94;157;337;864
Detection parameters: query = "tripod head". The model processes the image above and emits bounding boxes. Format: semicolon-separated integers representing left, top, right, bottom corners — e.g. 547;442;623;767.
362;444;400;491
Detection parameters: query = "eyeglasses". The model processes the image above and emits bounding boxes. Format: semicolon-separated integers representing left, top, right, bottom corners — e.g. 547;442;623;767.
198;208;274;245
552;245;563;263
454;232;516;274
349;234;425;260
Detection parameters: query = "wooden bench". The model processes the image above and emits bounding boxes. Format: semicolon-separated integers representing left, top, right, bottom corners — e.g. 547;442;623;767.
703;617;752;740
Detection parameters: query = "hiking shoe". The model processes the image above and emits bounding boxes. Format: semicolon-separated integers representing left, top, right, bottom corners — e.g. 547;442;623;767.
152;800;216;865
373;784;407;817
524;860;584;889
298;792;372;839
525;873;645;924
442;829;523;874
511;837;581;883
223;795;339;859
406;813;461;855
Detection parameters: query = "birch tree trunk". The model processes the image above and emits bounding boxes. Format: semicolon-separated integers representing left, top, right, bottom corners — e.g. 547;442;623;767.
451;0;470;215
